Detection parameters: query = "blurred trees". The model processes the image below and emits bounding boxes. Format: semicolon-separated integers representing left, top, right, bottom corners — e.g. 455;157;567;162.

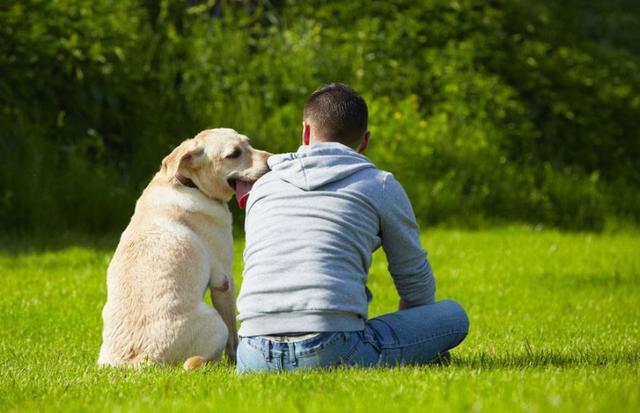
1;0;638;233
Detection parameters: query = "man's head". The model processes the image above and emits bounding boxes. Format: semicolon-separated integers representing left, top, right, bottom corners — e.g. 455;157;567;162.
302;83;370;153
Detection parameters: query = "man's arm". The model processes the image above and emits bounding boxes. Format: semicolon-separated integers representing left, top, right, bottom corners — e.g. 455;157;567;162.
379;173;436;309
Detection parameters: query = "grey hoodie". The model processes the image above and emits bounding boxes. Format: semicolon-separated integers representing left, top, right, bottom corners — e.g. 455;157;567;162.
237;142;435;336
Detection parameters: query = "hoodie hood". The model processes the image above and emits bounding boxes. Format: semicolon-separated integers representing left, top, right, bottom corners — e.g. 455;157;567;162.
267;142;375;191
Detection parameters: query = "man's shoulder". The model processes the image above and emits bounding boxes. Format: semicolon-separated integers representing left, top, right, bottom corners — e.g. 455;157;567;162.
252;169;280;189
369;169;400;191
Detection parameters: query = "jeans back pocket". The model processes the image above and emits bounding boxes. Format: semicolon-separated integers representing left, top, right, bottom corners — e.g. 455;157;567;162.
294;332;345;356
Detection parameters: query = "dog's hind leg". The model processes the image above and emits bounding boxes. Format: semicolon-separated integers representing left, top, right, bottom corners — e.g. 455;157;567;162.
190;304;228;364
97;344;113;367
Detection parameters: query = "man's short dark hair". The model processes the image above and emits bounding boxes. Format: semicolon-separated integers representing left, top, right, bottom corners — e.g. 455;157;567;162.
303;83;368;147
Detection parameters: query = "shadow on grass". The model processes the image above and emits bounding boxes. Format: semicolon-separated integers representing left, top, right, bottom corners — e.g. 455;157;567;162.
454;350;640;369
0;232;120;256
0;226;248;256
563;272;640;289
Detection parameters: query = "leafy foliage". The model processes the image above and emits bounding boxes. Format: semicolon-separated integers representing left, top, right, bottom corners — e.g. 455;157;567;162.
1;0;638;233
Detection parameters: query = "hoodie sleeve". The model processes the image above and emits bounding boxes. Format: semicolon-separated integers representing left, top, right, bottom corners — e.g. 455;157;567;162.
379;173;436;306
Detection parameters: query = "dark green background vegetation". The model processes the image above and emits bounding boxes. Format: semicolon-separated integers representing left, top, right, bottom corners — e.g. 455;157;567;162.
1;0;639;234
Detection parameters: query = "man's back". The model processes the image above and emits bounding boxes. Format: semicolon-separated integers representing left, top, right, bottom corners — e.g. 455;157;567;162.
237;142;435;336
236;83;467;372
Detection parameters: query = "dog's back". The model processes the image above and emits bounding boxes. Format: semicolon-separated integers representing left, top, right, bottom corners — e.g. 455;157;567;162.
98;128;269;368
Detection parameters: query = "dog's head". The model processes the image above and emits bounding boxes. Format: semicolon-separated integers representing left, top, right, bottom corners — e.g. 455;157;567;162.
161;128;270;202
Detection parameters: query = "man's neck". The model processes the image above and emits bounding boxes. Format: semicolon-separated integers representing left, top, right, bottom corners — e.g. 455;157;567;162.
308;138;358;151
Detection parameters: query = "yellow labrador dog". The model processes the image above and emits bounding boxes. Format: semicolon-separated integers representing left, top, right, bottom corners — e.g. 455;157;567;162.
98;128;269;368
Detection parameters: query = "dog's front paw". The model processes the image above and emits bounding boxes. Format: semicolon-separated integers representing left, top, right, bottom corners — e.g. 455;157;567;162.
211;274;229;292
226;335;238;364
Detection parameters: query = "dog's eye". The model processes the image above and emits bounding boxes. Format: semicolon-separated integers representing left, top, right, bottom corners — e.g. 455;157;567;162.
226;148;242;159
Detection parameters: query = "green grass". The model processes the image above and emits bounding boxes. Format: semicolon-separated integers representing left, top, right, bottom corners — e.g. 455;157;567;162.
1;227;639;412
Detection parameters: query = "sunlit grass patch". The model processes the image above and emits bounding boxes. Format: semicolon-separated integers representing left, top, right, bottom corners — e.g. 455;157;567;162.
1;227;638;412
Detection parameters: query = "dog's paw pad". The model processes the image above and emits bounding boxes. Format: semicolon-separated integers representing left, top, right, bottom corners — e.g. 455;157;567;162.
183;355;204;370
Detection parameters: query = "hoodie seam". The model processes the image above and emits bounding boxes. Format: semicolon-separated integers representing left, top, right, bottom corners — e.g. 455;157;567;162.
382;172;389;204
379;172;390;228
299;158;311;190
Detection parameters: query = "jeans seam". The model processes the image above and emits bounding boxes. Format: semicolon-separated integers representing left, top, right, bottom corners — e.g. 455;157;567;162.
242;338;262;352
238;340;270;372
370;318;400;345
296;333;343;356
340;341;360;365
379;329;468;350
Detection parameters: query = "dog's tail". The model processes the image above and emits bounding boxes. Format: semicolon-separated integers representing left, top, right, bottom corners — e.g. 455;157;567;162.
183;355;205;370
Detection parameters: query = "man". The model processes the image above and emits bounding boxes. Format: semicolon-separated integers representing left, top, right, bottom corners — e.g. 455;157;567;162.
236;83;469;372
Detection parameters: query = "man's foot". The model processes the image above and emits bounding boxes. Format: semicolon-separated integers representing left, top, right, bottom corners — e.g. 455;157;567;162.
428;351;451;366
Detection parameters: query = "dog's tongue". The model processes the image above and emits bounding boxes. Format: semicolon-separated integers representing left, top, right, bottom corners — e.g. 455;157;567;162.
235;180;254;209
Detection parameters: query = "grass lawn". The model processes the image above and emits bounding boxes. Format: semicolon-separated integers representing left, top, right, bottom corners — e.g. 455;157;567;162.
0;226;638;412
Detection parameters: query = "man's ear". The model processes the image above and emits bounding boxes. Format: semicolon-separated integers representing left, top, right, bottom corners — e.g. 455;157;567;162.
357;131;370;154
302;121;311;146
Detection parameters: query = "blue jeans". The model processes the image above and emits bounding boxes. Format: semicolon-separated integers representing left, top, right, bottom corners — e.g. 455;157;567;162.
236;299;469;373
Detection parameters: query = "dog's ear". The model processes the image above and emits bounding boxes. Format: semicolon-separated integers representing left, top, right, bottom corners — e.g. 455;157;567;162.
161;140;205;177
178;148;204;170
177;147;205;173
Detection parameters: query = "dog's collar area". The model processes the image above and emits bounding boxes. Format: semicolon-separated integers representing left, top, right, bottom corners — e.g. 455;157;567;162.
174;173;227;206
175;173;198;189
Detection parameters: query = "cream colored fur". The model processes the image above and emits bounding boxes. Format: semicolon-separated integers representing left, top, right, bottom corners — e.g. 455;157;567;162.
98;128;269;368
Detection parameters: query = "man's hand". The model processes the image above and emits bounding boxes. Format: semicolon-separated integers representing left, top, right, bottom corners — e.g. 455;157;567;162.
398;298;412;311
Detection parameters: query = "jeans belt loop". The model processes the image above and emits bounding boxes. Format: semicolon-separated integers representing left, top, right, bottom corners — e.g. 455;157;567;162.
264;340;272;362
287;342;297;366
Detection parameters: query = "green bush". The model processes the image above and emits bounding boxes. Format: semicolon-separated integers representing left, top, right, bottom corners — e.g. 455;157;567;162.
0;0;201;232
1;0;638;234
